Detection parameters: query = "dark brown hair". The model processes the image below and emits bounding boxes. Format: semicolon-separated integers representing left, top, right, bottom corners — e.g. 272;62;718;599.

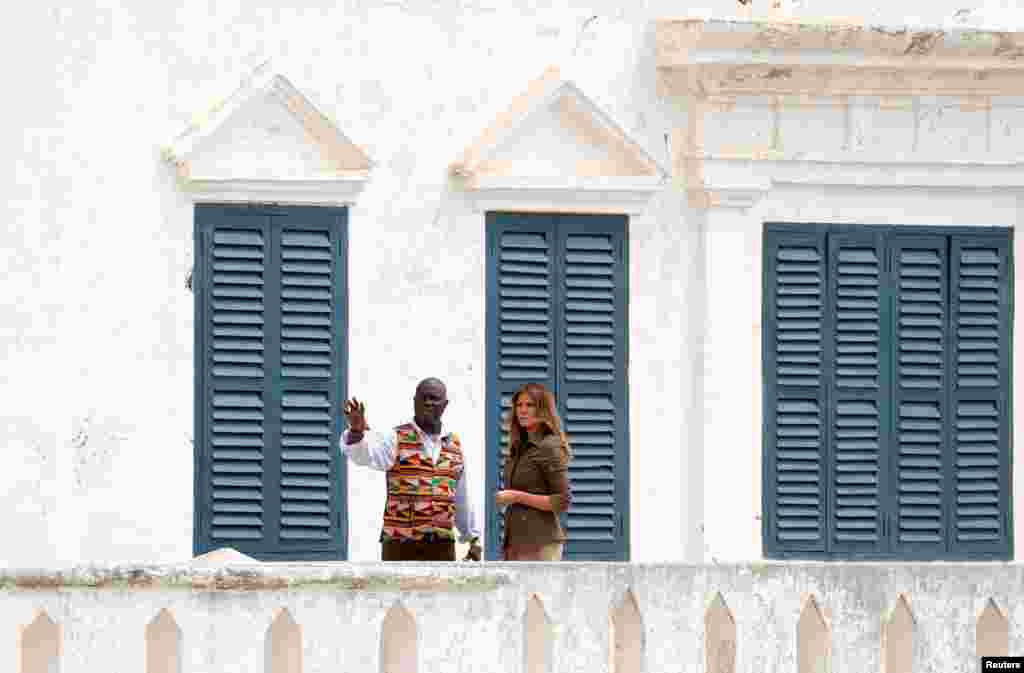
505;383;571;463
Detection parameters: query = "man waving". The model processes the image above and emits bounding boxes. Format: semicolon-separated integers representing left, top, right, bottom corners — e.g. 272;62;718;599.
340;378;483;562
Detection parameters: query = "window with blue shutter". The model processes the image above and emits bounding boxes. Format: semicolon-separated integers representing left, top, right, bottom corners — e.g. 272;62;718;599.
763;223;1012;561
486;212;629;561
194;204;348;560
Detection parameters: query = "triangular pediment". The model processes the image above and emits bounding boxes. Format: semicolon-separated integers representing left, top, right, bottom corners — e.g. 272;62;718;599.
452;66;667;189
164;63;372;204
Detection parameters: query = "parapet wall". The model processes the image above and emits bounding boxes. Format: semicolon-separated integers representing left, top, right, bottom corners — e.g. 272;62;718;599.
3;561;1020;672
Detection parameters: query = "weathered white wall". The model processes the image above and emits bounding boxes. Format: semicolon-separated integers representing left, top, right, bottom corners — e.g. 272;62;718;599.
2;0;1023;567
0;561;1020;672
0;0;701;566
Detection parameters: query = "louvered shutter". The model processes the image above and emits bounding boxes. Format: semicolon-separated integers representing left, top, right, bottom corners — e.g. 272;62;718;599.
888;236;949;557
828;232;887;555
270;209;348;557
485;213;557;559
195;205;348;560
763;227;828;555
197;208;271;547
948;235;1011;558
556;215;629;561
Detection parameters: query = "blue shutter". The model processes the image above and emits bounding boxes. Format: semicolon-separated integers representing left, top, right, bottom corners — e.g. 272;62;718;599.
948;234;1012;558
763;226;828;556
888;235;949;557
828;231;888;555
485;213;557;559
195;205;348;560
271;209;348;557
556;215;629;561
765;224;1012;561
198;208;271;546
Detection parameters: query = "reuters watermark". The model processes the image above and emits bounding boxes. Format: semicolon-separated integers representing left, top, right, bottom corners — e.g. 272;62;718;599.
983;657;1024;671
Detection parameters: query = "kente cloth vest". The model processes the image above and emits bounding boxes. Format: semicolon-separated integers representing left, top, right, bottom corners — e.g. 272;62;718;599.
381;423;464;543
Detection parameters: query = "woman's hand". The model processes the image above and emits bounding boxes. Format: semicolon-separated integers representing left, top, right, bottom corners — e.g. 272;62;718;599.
495;490;520;507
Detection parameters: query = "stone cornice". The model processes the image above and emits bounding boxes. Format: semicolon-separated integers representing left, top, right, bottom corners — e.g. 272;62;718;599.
656;17;1024;97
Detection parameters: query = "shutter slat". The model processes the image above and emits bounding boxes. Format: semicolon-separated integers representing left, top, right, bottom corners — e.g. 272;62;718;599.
766;229;827;555
206;220;268;545
558;216;628;561
950;235;1010;556
889;237;948;555
486;215;557;559
277;223;335;557
210;390;265;541
279;389;334;539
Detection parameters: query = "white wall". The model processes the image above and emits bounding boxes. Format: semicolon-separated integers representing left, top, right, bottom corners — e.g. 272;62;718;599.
0;0;699;566
1;0;1021;566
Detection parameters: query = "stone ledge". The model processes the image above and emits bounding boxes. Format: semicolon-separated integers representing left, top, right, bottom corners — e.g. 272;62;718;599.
1;561;1022;592
0;564;513;593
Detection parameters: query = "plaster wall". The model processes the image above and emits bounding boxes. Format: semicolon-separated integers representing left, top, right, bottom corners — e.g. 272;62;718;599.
0;0;697;566
2;0;1023;567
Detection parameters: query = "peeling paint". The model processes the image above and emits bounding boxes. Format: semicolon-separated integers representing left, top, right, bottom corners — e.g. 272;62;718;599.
904;31;944;55
765;67;792;80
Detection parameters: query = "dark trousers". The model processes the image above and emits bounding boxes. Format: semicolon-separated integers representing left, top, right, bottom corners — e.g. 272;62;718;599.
381;540;455;561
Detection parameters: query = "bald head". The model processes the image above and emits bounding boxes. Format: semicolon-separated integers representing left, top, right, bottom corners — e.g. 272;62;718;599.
416;377;446;396
413;377;448;435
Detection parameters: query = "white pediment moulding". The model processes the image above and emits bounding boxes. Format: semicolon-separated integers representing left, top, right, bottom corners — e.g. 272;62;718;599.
163;62;373;205
451;66;669;215
656;16;1024;98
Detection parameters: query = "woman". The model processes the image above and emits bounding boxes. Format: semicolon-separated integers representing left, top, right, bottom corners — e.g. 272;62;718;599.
496;383;572;561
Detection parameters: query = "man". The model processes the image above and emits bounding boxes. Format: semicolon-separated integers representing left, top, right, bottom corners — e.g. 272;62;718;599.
340;378;483;561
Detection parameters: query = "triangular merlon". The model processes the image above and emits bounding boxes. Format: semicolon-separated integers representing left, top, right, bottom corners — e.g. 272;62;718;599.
162;61;372;177
451;66;668;182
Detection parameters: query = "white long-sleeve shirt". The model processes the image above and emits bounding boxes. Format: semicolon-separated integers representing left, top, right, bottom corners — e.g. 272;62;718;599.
339;421;482;544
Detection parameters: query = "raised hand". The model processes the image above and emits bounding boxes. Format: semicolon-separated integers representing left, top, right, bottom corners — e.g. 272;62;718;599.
343;397;368;433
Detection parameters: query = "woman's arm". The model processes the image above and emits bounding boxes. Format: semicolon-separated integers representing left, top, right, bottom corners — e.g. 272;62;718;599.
499;439;572;513
511;491;559;511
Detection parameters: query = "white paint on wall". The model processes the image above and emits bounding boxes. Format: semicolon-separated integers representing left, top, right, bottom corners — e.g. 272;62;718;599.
1;1;1022;566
